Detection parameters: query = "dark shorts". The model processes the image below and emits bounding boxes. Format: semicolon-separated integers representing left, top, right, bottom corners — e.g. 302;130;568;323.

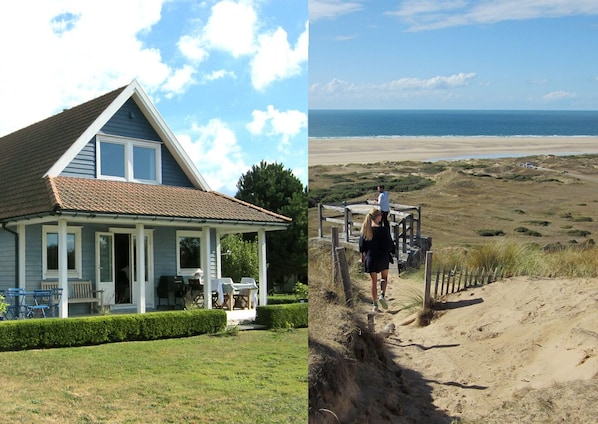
364;255;390;273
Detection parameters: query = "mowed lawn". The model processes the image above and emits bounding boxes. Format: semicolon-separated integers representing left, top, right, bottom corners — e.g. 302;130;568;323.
0;328;308;423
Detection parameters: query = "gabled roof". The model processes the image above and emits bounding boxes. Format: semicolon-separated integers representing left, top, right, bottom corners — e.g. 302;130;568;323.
0;82;290;227
45;80;210;190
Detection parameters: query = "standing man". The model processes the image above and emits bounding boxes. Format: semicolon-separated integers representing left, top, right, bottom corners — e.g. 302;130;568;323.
375;185;390;228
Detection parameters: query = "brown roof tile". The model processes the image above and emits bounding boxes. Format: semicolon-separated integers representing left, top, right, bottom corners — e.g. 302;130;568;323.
50;177;290;223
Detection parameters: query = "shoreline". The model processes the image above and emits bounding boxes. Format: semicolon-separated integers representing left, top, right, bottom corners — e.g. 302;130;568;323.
308;135;598;166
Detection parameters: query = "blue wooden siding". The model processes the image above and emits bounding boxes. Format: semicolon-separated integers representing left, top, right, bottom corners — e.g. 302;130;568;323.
102;98;161;141
161;145;194;187
0;229;16;289
153;227;178;279
61;98;194;188
61;140;95;178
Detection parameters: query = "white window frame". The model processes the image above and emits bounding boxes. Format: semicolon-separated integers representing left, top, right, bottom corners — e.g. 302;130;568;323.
42;225;82;279
176;230;203;276
96;134;162;184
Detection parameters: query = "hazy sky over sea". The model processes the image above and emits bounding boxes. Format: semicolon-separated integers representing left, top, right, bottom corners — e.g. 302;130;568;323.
309;0;598;110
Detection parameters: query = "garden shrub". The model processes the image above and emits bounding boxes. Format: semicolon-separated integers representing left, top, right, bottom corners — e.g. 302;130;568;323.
268;295;299;304
0;309;226;351
254;303;308;329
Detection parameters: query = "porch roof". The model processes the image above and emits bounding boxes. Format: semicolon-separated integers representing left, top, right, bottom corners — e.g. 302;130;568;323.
48;176;290;225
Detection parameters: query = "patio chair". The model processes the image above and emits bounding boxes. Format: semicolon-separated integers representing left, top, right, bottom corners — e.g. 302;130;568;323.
236;277;259;309
210;279;226;308
157;276;172;308
172;276;186;309
49;288;63;317
2;288;26;320
26;290;52;319
187;277;204;307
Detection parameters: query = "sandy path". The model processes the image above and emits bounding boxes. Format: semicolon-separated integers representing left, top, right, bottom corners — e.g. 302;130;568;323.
367;275;598;421
309;136;598;165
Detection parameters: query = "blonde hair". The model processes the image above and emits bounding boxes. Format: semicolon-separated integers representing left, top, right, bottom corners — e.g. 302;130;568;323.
360;208;382;241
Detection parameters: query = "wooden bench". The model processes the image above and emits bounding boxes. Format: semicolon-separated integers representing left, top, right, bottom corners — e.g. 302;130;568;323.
41;281;104;313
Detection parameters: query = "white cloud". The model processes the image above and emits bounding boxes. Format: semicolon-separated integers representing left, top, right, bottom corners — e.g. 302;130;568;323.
162;65;197;98
0;0;174;135
246;106;307;152
178;2;307;91
387;0;598;31
202;0;258;56
309;0;364;21
381;72;477;90
543;90;576;100
251;22;308;90
310;78;357;94
177;34;209;63
311;73;476;97
179;119;249;193
201;69;236;83
178;0;257;61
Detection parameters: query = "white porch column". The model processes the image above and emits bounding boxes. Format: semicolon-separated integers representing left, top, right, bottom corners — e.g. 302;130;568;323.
58;219;69;318
202;229;212;308
258;229;268;306
136;224;146;314
17;223;25;289
215;232;222;277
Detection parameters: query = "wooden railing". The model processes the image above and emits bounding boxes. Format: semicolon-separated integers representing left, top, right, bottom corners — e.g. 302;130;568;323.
316;201;422;250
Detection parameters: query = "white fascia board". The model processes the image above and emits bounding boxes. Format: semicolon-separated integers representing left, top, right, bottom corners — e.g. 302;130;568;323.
45;82;136;178
45;80;211;191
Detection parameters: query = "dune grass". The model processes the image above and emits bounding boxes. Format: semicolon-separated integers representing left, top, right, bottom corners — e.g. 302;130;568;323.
431;238;598;278
0;328;307;423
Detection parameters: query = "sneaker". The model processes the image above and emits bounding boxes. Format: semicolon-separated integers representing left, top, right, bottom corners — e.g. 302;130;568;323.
372;303;379;312
378;295;388;310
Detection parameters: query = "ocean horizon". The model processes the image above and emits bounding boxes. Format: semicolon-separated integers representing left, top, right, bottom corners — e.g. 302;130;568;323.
308;110;598;138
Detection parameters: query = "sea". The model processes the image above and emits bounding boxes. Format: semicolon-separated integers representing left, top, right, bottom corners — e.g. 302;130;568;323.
308;110;598;138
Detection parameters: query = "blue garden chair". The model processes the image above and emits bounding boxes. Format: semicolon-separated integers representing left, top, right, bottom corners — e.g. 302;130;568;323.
25;290;53;319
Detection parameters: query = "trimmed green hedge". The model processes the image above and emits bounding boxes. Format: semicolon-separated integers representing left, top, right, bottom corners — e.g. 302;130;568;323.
0;309;226;351
254;303;308;329
267;295;302;305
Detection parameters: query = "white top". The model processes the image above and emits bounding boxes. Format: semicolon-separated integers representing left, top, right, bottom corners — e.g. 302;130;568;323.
377;190;390;212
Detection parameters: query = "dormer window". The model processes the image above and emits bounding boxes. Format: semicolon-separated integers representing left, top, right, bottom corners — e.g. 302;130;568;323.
97;135;161;183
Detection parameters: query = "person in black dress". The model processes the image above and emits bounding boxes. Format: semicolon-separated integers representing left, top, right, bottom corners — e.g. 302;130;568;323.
359;208;394;312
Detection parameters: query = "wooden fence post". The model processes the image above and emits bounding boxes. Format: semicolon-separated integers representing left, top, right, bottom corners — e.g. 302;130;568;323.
423;251;433;308
318;203;323;238
343;206;350;242
331;227;340;285
335;247;354;307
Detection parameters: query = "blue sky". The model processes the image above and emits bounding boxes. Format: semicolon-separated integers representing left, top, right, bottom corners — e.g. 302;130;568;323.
0;0;307;195
309;0;598;110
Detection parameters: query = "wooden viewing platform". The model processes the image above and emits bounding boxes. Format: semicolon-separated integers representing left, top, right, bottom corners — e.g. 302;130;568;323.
314;201;431;269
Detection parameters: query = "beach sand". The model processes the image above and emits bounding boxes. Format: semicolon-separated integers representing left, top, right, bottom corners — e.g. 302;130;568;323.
308;136;598;165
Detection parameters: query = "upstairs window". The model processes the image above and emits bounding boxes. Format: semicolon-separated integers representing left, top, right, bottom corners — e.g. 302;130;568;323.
97;135;161;183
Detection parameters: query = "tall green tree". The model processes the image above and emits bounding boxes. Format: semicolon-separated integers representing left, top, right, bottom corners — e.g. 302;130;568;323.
236;161;307;292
